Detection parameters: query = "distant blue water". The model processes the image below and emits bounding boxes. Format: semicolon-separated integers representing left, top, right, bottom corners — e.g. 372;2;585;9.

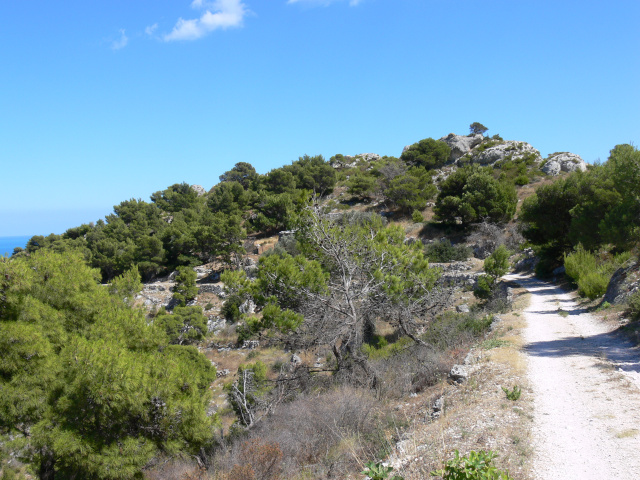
0;235;32;257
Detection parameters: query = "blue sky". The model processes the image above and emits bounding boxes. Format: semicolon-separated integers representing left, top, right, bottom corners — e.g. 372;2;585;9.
1;0;638;236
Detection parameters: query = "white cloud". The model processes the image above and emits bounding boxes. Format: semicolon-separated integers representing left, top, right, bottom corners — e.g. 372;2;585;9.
287;0;363;6
111;29;128;50
164;0;248;42
145;23;158;36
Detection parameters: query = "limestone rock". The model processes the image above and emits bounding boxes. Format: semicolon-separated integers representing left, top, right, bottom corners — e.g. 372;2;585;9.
352;153;381;163
207;316;225;333
604;263;640;305
456;304;470;313
241;340;260;350
239;299;256;315
431;396;445;418
472;141;541;166
194;265;213;280
198;283;226;297
513;248;539;272
190;184;206;196
431;261;479;288
331;153;381;169
449;364;468;383
541;152;587;176
439;133;484;162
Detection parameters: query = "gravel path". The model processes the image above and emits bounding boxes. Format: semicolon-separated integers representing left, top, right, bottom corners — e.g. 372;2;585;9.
505;274;640;480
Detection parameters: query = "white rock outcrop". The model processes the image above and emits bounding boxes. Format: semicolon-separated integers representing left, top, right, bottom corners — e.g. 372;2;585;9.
439;133;484;162
190;184;206;196
472;141;541;166
331;153;381;169
541;152;587;176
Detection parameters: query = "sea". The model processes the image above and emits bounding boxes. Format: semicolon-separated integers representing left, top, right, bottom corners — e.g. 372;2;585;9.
0;235;32;257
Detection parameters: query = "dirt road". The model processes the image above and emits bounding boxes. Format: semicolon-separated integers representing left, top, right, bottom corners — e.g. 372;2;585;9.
505;274;640;480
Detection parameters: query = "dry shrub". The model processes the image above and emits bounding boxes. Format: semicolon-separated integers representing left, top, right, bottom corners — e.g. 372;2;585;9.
182;467;211;480
227;464;255;480
235;439;283;480
145;458;205;480
372;344;450;398
215;386;386;479
467;221;523;259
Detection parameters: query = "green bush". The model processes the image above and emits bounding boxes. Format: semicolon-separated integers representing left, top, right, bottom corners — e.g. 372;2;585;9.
425;240;471;263
412;209;424;223
577;271;610;299
362;336;412;360
222;295;243;322
173;266;198;306
422;312;493;348
431;450;512;479
564;245;625;299
514;174;529;185
564;245;597;282
473;274;494;300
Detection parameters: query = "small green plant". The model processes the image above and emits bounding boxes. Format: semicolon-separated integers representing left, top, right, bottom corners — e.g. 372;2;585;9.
361;461;403;480
412;209;424;223
596;301;611;311
431;450;513;479
502;385;522;401
204;302;214;311
557;309;569;317
514;174;529;186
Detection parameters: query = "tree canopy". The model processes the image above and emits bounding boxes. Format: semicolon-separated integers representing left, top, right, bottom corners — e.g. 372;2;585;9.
469;122;488;135
0;250;217;479
434;165;517;224
400;138;451;170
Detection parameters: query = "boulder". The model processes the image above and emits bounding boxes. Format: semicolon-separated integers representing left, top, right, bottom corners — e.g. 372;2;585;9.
194;266;213;280
604;263;640;305
472;141;541;166
541;152;587;176
513;248;539;272
431;396;445;418
456;304;470;313
449;364;468;383
439;133;484;162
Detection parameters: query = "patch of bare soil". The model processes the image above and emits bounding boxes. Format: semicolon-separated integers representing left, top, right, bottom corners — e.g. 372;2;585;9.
506;273;640;480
